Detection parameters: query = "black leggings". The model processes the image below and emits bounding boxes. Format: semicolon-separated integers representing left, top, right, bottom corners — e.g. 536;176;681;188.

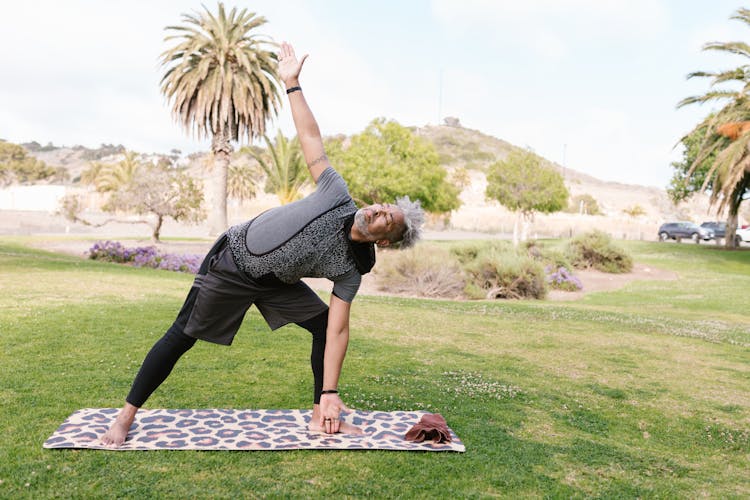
125;238;329;407
125;305;329;407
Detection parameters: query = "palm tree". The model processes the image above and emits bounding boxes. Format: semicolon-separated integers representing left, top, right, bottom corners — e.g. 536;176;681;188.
95;151;141;192
80;151;140;192
160;3;280;234
677;7;750;246
251;131;310;204
227;163;258;202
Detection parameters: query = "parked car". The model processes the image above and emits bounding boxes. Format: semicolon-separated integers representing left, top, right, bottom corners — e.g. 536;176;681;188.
736;226;750;245
700;221;726;239
658;222;714;243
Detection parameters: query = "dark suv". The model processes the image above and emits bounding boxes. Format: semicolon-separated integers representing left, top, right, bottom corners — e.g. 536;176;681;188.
658;222;714;243
700;221;726;239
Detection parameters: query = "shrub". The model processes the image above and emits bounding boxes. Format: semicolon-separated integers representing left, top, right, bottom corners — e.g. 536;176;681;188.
546;266;583;291
565;231;633;273
524;240;573;270
88;240;202;274
88;240;132;263
375;246;465;298
463;250;548;300
623;204;646;217
450;241;512;265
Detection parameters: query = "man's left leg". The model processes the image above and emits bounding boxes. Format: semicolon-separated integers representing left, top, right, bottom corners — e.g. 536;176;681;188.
297;309;327;404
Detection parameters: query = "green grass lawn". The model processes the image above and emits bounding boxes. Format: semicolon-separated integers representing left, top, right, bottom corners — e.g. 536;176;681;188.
1;238;748;498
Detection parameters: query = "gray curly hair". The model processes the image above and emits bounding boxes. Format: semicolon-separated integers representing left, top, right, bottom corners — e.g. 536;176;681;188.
392;196;424;249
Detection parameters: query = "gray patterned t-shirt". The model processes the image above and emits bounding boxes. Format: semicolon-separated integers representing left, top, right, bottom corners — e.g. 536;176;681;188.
226;167;362;302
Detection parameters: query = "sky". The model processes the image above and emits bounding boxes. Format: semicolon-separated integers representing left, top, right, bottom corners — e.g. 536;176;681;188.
2;0;749;188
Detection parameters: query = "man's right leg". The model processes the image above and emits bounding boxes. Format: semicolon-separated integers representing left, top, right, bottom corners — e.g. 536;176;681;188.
100;291;198;446
100;236;231;446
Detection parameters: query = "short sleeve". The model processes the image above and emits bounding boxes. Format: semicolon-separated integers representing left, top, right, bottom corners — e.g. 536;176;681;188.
315;166;351;205
331;268;362;303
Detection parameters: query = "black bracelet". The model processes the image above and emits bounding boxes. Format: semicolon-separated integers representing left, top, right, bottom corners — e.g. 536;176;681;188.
286;86;301;94
320;389;338;395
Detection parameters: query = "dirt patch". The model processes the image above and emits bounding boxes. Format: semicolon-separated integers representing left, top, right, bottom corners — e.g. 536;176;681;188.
545;263;678;301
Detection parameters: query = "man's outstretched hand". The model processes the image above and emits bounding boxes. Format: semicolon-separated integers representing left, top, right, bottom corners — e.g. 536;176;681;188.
278;41;308;87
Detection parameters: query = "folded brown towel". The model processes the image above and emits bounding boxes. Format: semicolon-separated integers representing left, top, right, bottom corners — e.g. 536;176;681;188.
404;413;452;443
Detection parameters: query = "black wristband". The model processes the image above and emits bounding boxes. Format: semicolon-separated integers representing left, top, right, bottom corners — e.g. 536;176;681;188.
286;86;301;94
320;389;338;395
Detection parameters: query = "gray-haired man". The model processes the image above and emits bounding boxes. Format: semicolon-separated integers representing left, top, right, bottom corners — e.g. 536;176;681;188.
101;41;424;446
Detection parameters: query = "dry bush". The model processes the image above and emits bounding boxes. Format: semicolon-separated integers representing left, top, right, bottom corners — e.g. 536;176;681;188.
523;240;572;269
463;250;548;300
450;240;512;265
565;230;633;273
374;246;465;298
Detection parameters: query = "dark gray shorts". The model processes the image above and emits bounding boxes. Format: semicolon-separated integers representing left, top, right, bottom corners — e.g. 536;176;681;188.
183;237;328;346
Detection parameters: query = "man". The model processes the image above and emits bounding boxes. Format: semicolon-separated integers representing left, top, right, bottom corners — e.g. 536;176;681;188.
101;41;424;446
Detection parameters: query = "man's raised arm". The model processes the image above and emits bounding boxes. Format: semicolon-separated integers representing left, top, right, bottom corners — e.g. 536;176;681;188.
278;41;328;183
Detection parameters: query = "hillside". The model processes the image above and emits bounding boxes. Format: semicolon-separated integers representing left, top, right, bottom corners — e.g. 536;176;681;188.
413;124;717;237
6;128;728;241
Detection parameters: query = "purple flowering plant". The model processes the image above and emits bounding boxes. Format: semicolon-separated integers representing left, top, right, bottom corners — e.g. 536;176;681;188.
545;265;583;292
88;240;201;274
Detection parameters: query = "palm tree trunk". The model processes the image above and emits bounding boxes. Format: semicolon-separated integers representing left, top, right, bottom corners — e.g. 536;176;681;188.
725;210;738;249
209;132;233;235
725;172;749;249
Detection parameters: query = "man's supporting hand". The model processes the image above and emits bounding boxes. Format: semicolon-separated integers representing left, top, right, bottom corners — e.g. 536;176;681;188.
319;393;350;433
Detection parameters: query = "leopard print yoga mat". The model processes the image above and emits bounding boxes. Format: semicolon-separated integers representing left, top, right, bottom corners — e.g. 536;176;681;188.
43;408;465;452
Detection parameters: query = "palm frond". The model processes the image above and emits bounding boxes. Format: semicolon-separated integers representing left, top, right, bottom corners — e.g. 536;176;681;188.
686;70;718;80
249;132;310;204
676;90;740;108
703;41;750;59
710;67;748;85
730;7;750;25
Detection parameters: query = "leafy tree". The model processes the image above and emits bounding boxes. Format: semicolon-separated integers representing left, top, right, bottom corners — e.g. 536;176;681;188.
62;164;205;242
160;2;280;235
669;120;724;202
485;149;569;245
107;167;205;241
0;140;58;185
676;8;750;246
565;193;601;215
249;131;310;204
327;118;460;213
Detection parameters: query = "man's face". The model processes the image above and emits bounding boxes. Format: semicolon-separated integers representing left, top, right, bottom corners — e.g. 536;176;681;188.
354;203;406;245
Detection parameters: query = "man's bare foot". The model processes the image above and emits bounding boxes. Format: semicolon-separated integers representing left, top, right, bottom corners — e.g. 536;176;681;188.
100;403;139;447
308;419;364;435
